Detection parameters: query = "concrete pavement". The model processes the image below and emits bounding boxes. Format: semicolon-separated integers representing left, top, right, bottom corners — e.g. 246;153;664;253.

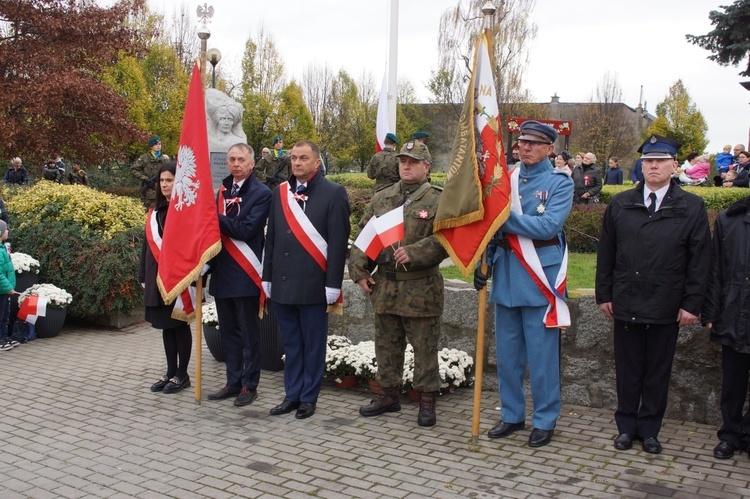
1;321;749;498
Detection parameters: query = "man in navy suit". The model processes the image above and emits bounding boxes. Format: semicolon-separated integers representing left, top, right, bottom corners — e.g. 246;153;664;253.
262;140;350;419
207;143;272;407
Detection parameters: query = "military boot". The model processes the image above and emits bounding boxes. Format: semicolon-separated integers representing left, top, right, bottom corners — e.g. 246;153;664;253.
417;391;437;427
359;386;401;417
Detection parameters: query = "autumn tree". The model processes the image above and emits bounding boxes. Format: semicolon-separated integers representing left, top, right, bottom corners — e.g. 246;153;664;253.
302;62;334;131
646;80;709;160
575;72;641;169
268;81;316;145
167;2;200;73
0;0;149;165
686;0;750;77
396;78;430;145
428;0;538;120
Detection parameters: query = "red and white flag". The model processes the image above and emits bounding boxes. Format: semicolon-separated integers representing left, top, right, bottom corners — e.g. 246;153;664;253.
157;62;222;308
353;217;383;261
17;295;49;325
375;70;391;153
373;206;404;248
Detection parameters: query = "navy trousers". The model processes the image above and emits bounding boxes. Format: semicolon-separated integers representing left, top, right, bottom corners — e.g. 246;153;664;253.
215;297;261;390
273;302;328;404
718;345;750;450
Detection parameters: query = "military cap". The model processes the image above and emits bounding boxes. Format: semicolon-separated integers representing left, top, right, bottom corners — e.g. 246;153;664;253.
638;134;681;159
396;141;432;163
518;120;557;144
412;131;429;140
385;132;398;145
272;135;283;145
148;135;161;148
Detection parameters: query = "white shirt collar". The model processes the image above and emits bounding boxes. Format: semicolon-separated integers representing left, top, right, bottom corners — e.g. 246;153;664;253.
644;183;670;211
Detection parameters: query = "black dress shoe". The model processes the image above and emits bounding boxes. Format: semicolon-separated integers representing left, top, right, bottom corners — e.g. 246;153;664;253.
233;387;257;407
207;385;242;400
487;421;525;439
713;440;736;459
641;437;662;454
163;375;190;394
295;402;316;419
528;428;554;447
150;376;169;392
614;433;634;450
270;400;300;415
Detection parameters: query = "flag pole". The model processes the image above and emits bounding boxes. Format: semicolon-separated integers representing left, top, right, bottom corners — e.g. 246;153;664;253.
470;0;499;444
194;278;203;405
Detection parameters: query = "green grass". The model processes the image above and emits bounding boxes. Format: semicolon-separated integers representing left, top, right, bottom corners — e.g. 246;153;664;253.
440;251;597;297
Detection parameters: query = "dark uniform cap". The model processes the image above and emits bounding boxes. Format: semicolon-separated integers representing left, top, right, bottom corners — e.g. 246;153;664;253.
396;141;432;163
638;134;681;159
518;121;557;144
148;135;161;147
412;131;429;140
385;132;398;144
272;135;283;145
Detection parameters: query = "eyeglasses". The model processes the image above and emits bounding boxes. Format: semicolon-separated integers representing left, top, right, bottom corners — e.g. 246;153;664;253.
518;139;550;147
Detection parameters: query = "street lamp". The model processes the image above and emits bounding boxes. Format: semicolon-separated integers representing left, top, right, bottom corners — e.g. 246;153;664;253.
207;48;221;89
196;4;214;87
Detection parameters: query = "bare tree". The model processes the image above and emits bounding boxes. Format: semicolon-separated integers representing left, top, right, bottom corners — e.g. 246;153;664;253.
168;2;199;72
302;63;334;128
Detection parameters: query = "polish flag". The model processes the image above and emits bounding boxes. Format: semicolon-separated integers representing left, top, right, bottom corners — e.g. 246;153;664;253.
17;295;49;325
375;70;390;153
353;217;384;260
373;206;404;248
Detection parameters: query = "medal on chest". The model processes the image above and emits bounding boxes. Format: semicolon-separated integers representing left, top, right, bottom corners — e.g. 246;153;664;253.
418;209;429;219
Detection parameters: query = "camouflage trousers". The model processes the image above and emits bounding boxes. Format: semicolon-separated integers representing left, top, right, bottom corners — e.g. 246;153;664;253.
374;314;441;392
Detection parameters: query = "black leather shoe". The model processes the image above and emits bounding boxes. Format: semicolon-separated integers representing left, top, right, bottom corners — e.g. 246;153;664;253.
713;440;736;459
528;428;554;447
641;437;662;454
207;385;242;400
270;400;300;415
295;402;316;419
150;376;169;392
163;375;190;394
487;421;525;439
614;433;634;450
233;387;257;407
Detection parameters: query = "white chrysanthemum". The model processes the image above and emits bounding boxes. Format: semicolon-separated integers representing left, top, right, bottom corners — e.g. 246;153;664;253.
18;283;73;308
10;252;40;274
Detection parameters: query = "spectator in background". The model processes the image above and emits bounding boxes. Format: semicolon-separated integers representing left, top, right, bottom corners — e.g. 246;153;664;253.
724;151;750;188
630;158;644;186
574;152;585;166
680;152;700;171
42;159;63;183
4;158;28;185
572;152;602;204
677;154;709;185
733;144;746;162
509;145;521;171
53;153;66;180
67;160;88;186
554;152;572;176
604;157;623;185
0;220;18;352
716;145;734;174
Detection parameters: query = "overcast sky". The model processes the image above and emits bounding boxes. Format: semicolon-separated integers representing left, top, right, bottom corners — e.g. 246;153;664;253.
135;0;747;153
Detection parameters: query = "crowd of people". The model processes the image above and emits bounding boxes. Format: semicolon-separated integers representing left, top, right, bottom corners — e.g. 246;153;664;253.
3;155;88;187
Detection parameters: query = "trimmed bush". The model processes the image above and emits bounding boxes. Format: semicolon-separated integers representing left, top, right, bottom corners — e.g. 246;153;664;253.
564;204;606;253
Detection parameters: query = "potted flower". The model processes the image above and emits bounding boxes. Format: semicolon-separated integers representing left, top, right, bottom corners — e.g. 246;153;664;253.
438;348;475;392
201;301;224;362
402;344;418;400
17;283;72;338
327;335;352;351
325;341;358;388
10;252;40;292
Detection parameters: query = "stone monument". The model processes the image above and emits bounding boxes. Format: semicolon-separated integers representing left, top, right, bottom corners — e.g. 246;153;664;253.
205;88;246;188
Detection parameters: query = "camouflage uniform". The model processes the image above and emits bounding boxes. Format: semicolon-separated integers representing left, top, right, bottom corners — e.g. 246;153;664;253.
255;151;289;188
130;151;169;205
349;179;447;392
366;147;399;188
67;168;88;186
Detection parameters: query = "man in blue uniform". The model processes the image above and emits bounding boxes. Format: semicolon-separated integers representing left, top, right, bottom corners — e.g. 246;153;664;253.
475;120;573;447
596;134;710;454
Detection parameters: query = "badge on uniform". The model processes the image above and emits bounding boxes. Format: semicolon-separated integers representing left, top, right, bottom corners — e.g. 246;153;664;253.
418;209;429;219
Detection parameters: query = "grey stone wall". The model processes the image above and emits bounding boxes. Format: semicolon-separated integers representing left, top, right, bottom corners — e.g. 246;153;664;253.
332;280;723;426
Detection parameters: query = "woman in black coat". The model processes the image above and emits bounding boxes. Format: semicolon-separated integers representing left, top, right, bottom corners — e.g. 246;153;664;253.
139;162;192;394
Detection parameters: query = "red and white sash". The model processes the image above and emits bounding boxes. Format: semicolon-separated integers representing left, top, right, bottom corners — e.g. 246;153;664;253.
505;169;570;328
145;209;196;321
279;181;343;306
218;185;267;310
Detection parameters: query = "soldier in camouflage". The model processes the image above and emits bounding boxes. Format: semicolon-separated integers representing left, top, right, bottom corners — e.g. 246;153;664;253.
131;135;170;207
366;132;400;189
349;141;447;427
254;135;289;188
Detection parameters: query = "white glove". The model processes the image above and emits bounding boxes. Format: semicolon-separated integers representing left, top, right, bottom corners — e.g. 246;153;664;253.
140;282;146;289
201;264;210;276
262;281;272;299
325;287;340;305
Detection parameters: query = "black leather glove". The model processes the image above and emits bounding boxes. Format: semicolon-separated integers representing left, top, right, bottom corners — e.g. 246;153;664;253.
473;266;492;291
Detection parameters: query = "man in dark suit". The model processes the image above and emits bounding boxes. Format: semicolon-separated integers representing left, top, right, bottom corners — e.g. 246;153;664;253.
207;143;272;407
596;134;711;454
262;140;350;419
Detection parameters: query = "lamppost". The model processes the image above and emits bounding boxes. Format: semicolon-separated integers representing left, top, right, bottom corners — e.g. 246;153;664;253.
207;48;221;89
196;3;214;86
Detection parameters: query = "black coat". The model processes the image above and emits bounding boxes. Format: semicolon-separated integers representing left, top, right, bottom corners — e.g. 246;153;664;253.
209;172;272;299
139;206;168;308
262;171;350;305
703;197;750;354
595;181;711;324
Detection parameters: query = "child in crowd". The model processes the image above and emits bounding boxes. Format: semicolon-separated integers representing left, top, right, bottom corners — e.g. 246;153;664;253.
716;145;734;174
0;220;18;351
722;169;737;186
